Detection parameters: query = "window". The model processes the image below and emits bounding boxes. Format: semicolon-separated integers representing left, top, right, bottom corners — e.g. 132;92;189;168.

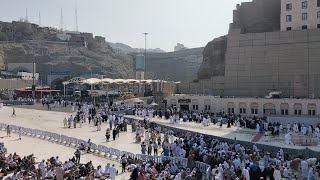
281;109;288;115
286;3;292;11
308;110;316;116
239;108;246;114
251;108;258;115
318;0;320;7
205;105;211;111
294;110;302;115
286;15;292;22
318;24;320;29
302;13;308;20
302;1;307;9
302;25;308;29
318;11;320;19
228;108;234;114
286;27;292;31
192;105;198;111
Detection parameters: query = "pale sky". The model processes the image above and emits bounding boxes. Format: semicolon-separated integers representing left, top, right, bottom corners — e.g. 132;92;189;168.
0;0;248;52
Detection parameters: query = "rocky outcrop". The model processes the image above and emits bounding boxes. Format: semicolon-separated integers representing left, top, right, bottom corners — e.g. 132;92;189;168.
0;40;134;80
197;36;227;80
130;47;204;82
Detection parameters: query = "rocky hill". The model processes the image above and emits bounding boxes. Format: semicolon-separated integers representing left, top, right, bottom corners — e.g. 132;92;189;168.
0;40;134;79
108;42;165;54
131;47;204;82
197;36;227;80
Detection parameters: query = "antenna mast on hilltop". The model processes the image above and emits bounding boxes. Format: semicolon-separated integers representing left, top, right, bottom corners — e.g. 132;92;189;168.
25;8;29;22
75;0;79;32
59;8;64;31
38;12;41;26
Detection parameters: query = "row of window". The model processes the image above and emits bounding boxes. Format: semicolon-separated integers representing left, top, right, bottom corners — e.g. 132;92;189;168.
286;1;320;11
286;12;320;22
286;24;320;31
227;107;316;116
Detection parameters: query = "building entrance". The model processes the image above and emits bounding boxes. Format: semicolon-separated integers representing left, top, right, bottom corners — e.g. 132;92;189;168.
180;104;189;111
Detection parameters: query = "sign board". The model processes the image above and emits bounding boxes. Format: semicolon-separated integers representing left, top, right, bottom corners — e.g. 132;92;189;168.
178;99;191;103
91;91;99;97
135;54;145;70
48;70;70;75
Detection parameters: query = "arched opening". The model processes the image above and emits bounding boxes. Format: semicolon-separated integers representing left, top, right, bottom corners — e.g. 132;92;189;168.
294;103;302;115
239;102;247;114
308;103;316;116
227;102;235;114
251;103;258;115
11;66;31;74
263;103;276;115
280;103;289;115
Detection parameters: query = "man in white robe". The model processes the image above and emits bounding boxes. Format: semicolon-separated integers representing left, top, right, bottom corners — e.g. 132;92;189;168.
302;126;307;135
301;160;308;178
273;167;281;180
284;133;292;145
287;123;291;133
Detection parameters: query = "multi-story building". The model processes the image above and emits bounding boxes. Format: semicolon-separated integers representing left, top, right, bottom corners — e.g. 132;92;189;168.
281;0;320;31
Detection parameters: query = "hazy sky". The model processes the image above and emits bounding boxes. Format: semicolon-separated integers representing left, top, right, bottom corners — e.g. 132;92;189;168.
0;0;248;52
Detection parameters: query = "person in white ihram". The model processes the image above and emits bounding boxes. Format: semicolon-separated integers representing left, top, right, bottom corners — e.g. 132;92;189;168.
109;164;117;180
18;127;22;140
273;167;281;180
284;133;292;145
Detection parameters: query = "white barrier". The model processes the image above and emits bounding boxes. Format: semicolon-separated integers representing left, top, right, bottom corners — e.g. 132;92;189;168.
0;123;213;179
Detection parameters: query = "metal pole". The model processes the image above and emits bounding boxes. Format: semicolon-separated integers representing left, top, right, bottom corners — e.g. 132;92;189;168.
64;84;66;98
32;62;35;100
144;33;148;63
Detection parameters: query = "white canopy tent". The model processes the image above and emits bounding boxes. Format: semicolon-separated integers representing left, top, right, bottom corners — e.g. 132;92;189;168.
62;77;178;98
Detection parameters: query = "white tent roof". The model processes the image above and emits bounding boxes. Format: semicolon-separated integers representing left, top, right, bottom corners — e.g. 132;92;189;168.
63;77;174;85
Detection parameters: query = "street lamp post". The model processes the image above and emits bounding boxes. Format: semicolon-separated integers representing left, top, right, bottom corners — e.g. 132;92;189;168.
143;32;148;65
32;62;36;100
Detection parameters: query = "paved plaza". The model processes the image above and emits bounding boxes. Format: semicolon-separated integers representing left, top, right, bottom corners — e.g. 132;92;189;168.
0;105;319;179
0;126;130;179
124;115;320;151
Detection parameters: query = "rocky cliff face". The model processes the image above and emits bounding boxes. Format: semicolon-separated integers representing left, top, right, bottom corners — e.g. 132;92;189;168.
197;36;227;80
131;47;204;82
0;41;134;79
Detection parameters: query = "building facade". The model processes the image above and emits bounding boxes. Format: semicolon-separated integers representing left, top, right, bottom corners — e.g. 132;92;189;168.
167;94;320;117
281;0;320;31
17;72;39;81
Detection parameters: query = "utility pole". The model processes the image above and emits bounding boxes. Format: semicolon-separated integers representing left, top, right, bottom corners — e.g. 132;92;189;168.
38;11;41;26
75;0;79;31
32;62;36;100
143;33;148;63
59;8;64;31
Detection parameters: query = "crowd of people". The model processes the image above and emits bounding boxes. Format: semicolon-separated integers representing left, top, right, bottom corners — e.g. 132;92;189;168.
0;144;100;180
4;97;320;180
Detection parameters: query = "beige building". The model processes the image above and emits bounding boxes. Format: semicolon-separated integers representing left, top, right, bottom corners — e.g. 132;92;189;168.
167;94;320;117
281;0;320;31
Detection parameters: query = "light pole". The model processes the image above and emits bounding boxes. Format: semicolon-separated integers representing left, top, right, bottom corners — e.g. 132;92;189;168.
32;62;36;100
143;32;148;64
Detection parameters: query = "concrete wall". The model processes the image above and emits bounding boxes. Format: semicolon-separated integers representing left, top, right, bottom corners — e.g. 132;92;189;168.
225;28;320;98
177;76;225;95
167;94;320;117
0;79;33;90
231;0;281;33
281;0;320;31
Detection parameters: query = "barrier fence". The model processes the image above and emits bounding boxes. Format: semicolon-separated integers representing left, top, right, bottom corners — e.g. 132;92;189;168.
0;123;212;179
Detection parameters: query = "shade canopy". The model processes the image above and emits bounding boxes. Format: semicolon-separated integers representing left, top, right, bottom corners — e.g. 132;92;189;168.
63;77;174;85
